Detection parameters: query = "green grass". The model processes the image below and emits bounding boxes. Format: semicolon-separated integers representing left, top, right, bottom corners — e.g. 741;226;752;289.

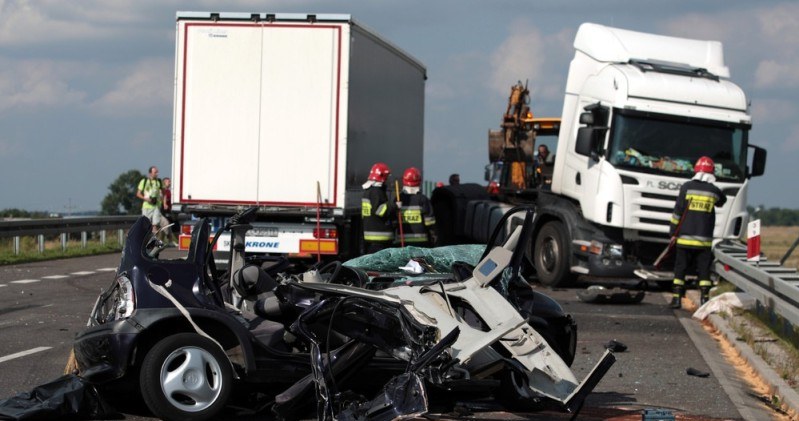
0;233;124;265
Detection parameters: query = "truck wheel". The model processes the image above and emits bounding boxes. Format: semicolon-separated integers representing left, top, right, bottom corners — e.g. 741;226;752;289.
534;221;572;287
140;333;232;421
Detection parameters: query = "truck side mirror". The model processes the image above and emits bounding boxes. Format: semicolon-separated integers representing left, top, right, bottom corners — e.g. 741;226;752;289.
579;112;594;125
576;127;606;160
749;145;767;177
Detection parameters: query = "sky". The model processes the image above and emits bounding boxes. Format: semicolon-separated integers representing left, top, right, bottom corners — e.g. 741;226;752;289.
1;0;798;212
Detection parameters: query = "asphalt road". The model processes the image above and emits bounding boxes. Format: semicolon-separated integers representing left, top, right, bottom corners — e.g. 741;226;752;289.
0;252;781;420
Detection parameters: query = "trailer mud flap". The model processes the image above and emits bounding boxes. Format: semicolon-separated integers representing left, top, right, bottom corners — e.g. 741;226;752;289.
563;349;616;413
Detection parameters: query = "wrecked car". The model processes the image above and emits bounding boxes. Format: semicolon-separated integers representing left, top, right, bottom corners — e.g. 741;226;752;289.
72;206;614;421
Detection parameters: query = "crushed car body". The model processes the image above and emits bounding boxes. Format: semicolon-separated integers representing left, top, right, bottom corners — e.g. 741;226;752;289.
70;206;614;421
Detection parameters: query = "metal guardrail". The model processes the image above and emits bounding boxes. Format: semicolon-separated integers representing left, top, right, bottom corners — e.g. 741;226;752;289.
0;216;138;254
714;240;799;334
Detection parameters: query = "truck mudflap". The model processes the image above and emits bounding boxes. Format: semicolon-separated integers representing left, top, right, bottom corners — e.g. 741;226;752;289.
563;349;616;412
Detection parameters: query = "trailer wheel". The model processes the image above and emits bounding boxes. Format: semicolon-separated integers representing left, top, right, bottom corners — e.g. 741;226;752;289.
140;333;232;421
533;221;572;287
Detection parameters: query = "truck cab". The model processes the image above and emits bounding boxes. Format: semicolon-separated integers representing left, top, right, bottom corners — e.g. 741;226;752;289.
548;23;766;282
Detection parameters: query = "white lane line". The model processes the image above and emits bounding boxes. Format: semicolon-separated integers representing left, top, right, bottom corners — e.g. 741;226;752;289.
70;271;95;276
0;346;52;364
42;275;69;279
0;284;6;287
11;279;40;284
97;267;117;272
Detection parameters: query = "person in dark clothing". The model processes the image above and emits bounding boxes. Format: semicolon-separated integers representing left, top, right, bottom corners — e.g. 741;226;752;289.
536;144;555;187
361;162;396;254
669;156;727;308
394;167;436;247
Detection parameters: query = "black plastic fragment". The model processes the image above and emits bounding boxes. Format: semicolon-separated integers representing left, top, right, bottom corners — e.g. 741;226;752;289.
604;339;628;352
686;367;710;378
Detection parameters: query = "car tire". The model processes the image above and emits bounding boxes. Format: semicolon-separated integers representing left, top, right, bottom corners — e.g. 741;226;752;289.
533;221;573;287
140;333;232;421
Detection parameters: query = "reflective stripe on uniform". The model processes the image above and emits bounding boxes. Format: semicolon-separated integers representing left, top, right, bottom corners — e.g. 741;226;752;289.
686;191;717;213
698;280;712;287
376;203;389;217
402;208;423;224
672;278;685;286
676;236;712;247
361;199;372;217
364;231;394;241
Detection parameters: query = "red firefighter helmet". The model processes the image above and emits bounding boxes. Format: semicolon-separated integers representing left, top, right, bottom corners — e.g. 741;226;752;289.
694;156;715;174
368;162;391;182
402;167;421;187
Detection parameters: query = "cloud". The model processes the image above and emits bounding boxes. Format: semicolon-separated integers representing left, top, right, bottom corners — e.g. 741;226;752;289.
782;125;799;152
489;22;572;104
91;57;173;115
0;59;87;111
750;98;798;124
662;3;799;89
0;1;101;46
754;59;799;89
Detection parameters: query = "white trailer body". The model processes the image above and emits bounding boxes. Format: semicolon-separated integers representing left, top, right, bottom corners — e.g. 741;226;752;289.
171;12;426;260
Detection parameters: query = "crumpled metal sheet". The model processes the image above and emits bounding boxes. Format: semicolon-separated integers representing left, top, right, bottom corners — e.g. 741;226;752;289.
0;375;114;420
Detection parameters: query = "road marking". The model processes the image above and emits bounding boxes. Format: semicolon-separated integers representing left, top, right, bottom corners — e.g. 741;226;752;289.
11;279;40;284
70;271;95;276
97;267;117;272
42;275;69;279
0;284;6;287
0;346;52;364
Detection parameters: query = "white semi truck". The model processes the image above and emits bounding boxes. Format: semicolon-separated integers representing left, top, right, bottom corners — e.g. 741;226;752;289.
450;23;767;286
170;12;426;264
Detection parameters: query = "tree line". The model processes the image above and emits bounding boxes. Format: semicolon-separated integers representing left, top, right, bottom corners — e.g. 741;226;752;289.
747;206;799;226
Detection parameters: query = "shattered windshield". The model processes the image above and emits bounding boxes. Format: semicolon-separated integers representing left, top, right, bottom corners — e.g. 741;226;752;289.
607;110;748;182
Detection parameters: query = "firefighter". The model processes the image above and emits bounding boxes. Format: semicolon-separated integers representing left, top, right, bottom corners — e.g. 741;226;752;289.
361;162;396;254
395;167;436;247
669;156;727;308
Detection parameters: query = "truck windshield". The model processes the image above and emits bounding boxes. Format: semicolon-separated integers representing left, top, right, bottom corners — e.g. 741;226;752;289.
607;110;748;182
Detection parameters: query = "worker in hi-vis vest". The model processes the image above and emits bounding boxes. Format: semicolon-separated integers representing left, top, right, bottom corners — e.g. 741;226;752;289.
669;156;726;309
361;163;396;254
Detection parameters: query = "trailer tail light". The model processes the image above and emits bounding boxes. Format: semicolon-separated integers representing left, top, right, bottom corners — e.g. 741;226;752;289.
181;224;193;235
313;228;337;239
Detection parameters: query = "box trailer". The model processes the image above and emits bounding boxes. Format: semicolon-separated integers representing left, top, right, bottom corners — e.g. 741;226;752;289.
171;12;426;263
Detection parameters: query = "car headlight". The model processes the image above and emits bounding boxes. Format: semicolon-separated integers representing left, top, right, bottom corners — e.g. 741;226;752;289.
95;275;135;324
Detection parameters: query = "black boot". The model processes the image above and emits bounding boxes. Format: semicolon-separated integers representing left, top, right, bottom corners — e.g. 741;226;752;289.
700;287;710;305
669;284;684;309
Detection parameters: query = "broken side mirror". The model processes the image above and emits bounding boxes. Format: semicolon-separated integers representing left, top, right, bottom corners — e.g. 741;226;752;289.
749;145;766;178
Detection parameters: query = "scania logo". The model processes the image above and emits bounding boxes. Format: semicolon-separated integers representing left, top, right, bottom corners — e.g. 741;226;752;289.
646;180;682;191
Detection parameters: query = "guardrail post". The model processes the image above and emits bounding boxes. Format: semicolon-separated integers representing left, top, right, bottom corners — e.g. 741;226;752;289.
100;230;106;245
61;233;67;251
81;231;87;249
118;229;124;247
38;235;44;253
13;236;20;255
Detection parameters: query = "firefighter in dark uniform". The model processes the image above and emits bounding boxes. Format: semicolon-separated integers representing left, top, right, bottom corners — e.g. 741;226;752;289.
395;167;436;247
669;156;727;309
361;162;396;254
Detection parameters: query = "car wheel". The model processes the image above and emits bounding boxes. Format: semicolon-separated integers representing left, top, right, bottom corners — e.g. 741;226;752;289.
140;333;232;421
533;221;572;287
